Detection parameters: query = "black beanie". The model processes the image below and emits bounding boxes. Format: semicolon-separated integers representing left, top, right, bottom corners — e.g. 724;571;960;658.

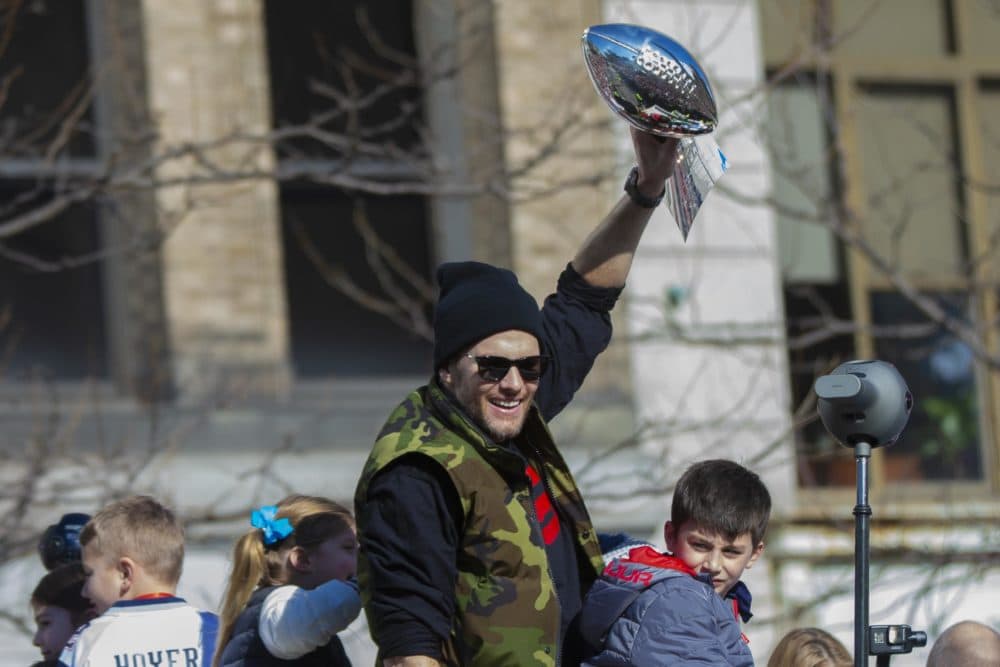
433;261;543;369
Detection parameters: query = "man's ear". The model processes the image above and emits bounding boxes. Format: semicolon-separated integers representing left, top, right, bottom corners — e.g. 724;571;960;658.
663;521;676;553
744;541;765;570
438;365;452;389
287;546;312;574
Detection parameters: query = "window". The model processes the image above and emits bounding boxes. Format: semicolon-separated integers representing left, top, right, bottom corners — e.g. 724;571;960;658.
278;187;432;376
0;0;108;381
855;85;965;281
264;0;434;378
761;0;998;489
869;291;983;481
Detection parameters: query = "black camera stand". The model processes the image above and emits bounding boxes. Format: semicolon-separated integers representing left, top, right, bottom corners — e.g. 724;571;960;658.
814;361;927;666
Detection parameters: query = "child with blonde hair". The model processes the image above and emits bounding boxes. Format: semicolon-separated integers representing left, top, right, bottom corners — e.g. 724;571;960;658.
59;495;218;666
215;495;361;667
767;627;851;667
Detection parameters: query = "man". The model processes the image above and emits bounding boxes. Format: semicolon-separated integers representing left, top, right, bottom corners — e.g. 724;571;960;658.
354;128;679;667
926;620;1000;666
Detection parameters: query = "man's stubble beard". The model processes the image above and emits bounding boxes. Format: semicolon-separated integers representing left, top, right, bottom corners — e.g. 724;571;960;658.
466;399;529;444
475;410;526;444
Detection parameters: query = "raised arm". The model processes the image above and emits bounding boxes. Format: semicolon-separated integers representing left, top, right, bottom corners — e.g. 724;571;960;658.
571;128;680;288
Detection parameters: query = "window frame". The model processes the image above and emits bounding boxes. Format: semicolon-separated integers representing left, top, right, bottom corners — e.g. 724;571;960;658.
762;0;1000;499
0;0;114;389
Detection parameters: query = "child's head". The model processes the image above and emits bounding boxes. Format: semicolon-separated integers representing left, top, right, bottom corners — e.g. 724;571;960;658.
38;512;91;571
30;562;96;661
215;495;356;665
664;459;771;597
234;495;356;590
767;627;851;667
78;495;185;614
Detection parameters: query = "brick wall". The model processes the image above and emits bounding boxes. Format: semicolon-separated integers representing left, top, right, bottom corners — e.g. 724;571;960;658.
141;0;291;400
493;0;635;404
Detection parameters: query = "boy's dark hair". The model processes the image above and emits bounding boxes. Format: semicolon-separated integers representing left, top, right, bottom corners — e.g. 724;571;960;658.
31;562;92;625
671;459;771;545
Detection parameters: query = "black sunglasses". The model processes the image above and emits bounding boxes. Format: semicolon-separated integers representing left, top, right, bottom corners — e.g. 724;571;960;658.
465;354;550;383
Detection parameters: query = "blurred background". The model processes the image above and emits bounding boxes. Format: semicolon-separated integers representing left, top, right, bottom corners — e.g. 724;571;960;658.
1;0;999;664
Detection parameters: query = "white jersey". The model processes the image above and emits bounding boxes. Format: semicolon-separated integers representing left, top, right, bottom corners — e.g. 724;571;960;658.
59;596;219;667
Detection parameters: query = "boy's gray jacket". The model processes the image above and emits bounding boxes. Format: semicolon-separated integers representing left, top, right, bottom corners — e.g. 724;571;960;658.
579;548;754;666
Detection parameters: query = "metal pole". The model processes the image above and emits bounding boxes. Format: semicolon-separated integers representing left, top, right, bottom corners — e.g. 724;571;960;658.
854;442;872;667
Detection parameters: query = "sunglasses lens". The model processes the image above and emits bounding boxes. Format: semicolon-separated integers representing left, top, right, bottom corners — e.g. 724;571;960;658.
517;357;545;381
474;356;548;382
473;358;507;382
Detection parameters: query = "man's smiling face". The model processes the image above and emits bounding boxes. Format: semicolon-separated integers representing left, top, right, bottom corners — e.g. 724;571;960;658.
439;330;541;442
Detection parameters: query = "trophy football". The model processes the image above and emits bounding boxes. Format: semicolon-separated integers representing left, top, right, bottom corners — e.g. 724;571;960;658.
582;24;727;240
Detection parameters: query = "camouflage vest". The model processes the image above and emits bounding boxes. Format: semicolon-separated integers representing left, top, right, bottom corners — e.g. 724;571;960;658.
355;382;604;667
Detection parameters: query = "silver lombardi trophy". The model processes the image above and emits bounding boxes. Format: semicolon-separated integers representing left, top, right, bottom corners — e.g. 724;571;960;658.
582;24;727;240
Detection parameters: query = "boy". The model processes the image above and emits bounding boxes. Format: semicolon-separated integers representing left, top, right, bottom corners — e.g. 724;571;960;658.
59;495;219;667
31;562;96;663
579;459;771;666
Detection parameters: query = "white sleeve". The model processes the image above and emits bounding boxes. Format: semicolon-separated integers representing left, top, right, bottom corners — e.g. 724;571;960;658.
58;622;94;667
258;579;362;660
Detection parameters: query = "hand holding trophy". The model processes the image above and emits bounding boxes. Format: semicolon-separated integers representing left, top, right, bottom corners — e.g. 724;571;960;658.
582;24;727;240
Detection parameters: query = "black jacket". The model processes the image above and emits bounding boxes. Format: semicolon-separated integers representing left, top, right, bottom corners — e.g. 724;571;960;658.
217;586;351;667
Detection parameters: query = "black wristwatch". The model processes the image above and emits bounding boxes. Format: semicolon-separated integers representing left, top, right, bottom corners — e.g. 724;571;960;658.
624;166;665;208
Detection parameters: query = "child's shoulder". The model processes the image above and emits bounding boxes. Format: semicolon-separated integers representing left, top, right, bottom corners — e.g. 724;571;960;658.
57;612;117;666
581;553;754;667
61;602;219;667
601;547;697;586
580;549;709;650
78;599;217;646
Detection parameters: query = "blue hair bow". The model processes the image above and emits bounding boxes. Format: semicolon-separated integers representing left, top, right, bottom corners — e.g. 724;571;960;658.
250;505;293;545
